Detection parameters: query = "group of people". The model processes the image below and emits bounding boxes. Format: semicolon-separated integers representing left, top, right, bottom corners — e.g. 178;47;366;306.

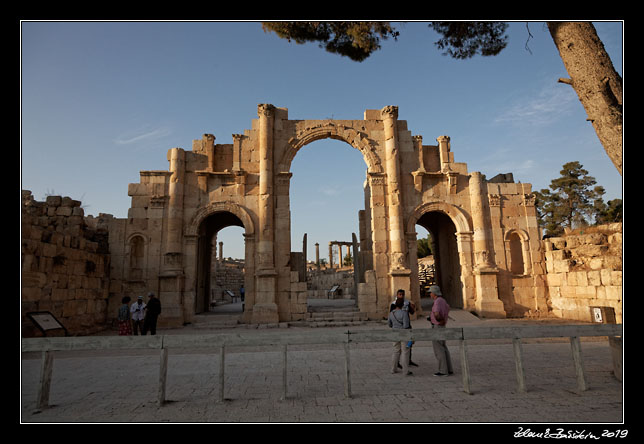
117;292;162;336
388;285;453;377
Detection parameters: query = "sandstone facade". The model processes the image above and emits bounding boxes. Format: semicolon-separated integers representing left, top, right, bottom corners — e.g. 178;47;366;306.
104;104;548;326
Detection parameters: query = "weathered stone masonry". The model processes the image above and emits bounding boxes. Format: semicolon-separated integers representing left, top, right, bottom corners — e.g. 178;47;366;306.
103;104;548;327
21;191;111;336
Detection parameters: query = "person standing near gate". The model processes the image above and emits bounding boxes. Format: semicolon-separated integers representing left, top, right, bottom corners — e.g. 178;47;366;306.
390;289;418;367
388;298;412;376
130;295;146;335
143;292;161;335
428;285;453;376
117;296;133;336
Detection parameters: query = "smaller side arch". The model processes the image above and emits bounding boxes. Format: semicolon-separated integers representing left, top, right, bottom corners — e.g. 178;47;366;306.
504;228;532;275
125;233;148;281
503;228;530;242
185;201;255;238
406;200;472;235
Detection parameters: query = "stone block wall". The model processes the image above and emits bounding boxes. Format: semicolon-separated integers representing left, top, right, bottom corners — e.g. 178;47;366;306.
210;259;245;303
307;267;355;299
21;191;111;336
543;223;622;322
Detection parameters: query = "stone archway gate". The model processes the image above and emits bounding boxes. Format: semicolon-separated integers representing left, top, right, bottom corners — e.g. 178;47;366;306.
111;104;548;327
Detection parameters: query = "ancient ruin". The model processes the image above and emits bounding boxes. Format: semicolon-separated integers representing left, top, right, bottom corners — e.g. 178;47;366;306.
107;103;547;326
22;104;622;335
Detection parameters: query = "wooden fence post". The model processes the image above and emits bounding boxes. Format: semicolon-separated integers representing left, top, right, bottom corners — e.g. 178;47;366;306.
36;350;54;411
512;338;527;393
459;340;472;395
218;345;226;402
282;344;288;400
158;347;169;405
344;342;352;399
570;336;588;391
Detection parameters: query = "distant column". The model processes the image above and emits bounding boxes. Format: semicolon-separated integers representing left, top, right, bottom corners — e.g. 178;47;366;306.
315;243;320;269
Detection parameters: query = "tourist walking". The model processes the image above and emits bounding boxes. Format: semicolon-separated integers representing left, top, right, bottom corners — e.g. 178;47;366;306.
117;296;133;336
428;285;453;376
388;298;413;376
142;292;161;335
130;295;146;335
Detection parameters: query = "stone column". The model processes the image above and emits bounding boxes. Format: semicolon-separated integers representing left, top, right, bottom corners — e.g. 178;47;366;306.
315;242;320;270
241;233;256;324
253;103;278;323
219;241;223;262
203;134;216;171
437;135;451;171
381;106;407;270
258;103;275;270
232;133;243;172
469;171;506;318
381;106;410;300
165;147;185;259
328;242;334;268
469;172;495;269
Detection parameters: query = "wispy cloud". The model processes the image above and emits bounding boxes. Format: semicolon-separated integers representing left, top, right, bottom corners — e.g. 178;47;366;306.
114;126;172;146
317;185;342;196
493;82;577;128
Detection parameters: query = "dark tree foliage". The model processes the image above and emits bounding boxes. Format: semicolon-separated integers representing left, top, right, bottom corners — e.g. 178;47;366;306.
533;161;620;237
428;22;509;59
262;22;399;62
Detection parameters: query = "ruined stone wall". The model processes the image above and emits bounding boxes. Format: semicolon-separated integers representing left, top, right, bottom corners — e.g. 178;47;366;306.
543;223;622;322
307;268;355;299
21;191;111;336
211;260;245;302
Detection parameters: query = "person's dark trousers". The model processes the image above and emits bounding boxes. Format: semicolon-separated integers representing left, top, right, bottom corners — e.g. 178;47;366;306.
143;315;159;335
132;320;144;335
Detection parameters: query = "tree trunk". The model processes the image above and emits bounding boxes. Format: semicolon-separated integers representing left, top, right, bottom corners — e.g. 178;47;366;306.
547;22;622;175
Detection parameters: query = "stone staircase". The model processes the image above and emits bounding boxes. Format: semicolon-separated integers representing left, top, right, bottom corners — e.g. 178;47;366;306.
189;299;372;329
290;298;369;328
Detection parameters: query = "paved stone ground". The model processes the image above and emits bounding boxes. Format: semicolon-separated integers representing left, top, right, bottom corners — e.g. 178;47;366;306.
21;312;624;425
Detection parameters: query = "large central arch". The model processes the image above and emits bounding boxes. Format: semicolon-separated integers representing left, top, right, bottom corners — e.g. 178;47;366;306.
278;121;384;174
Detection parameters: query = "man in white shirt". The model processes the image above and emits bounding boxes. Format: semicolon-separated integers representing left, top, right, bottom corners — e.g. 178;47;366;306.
130;295;146;335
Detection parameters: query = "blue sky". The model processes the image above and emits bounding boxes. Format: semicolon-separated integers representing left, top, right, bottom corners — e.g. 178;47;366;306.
21;21;623;261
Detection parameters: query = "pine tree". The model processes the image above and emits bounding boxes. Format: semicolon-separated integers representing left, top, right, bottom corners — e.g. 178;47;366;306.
534;161;614;236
